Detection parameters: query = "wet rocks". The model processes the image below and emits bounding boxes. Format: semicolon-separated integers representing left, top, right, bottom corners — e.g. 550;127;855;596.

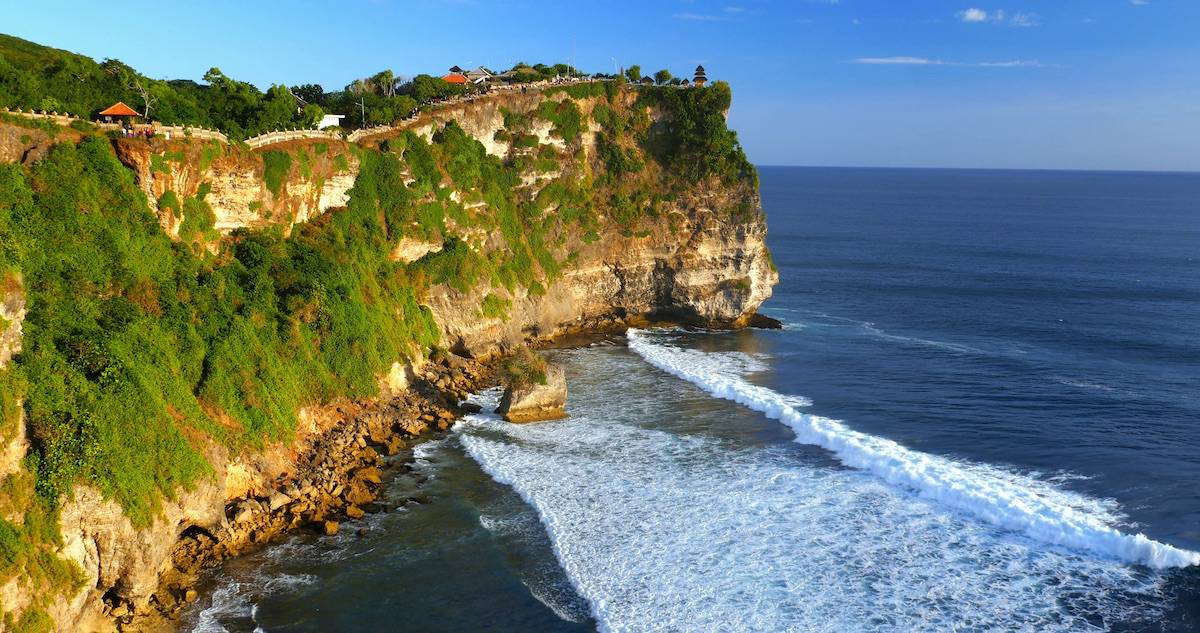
744;312;783;329
127;355;497;630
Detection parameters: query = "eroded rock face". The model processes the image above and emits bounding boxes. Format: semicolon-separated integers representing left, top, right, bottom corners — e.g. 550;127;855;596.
498;364;568;423
431;189;778;357
52;481;225;631
113;138;360;238
0;276;26;368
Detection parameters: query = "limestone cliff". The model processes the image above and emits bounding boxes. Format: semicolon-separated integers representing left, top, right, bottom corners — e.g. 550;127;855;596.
0;81;776;632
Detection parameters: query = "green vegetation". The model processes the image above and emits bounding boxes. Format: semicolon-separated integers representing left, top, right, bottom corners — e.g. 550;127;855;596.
0;34;612;142
545;81;610;100
535;99;583;144
499;346;547;389
261;150;292;196
0;137;448;528
480;293;511;320
636;81;757;187
198;141;223;172
149;153;169;175
0;35;321;140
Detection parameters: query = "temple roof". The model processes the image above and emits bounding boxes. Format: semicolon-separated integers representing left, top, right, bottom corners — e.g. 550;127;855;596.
98;102;139;117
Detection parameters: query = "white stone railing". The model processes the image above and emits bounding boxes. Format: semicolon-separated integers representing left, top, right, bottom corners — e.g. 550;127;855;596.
2;107;229;142
243;128;343;149
2;77;606;149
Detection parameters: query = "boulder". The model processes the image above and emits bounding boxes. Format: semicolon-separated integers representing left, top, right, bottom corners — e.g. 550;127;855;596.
745;312;783;329
267;492;291;512
498;364;567;423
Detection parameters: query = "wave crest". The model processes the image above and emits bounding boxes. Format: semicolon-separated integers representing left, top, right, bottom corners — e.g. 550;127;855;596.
627;329;1199;570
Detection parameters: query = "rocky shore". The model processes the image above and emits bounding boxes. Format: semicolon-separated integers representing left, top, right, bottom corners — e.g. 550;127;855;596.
116;352;494;632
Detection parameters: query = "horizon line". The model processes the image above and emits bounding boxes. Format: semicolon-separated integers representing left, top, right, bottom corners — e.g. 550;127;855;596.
753;164;1200;176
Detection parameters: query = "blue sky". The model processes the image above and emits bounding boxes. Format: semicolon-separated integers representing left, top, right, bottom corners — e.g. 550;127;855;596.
3;0;1198;171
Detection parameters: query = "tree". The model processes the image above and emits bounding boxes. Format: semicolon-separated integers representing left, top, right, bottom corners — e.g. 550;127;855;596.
405;74;461;103
654;69;673;85
624;65;642;82
102;58;156;119
291;83;325;106
371;70;397;98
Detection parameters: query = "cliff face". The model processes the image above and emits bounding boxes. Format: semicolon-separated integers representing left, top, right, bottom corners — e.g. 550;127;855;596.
432;186;775;354
0;81;775;632
110;87;775;355
113;137;360;237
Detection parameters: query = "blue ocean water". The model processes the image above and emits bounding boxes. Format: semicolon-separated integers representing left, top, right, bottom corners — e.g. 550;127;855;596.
187;167;1200;632
756;166;1200;551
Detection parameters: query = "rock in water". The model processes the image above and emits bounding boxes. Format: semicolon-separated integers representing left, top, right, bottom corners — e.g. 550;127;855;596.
745;312;783;329
498;364;568;423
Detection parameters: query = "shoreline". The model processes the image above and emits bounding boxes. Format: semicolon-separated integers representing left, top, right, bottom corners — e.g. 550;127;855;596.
129;317;720;633
120;352;498;632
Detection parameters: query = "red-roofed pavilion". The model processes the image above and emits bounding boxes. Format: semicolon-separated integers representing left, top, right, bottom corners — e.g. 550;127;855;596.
98;102;140;122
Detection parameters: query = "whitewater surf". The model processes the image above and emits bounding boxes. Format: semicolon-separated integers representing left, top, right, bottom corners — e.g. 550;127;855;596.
626;328;1199;570
456;345;1182;632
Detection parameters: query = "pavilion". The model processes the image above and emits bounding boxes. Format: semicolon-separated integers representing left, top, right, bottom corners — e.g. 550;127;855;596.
98;102;140;124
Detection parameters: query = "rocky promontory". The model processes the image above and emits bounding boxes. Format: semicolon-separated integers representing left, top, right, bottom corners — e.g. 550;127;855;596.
0;76;775;633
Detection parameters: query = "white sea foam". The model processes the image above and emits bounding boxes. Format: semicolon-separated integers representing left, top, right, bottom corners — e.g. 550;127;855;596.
192;582;254;633
456;365;1172;632
626;328;1200;570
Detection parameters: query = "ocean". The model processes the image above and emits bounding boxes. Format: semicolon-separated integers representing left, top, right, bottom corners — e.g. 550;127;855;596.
184;167;1200;632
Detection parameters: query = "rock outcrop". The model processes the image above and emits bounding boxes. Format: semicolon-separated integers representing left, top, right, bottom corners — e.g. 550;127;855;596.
498;364;568;423
112;137;360;238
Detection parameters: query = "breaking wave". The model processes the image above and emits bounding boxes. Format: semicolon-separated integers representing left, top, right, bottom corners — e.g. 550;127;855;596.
627;329;1199;570
456;350;1176;631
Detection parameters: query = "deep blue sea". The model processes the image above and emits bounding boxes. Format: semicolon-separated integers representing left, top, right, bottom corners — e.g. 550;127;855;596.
185;167;1200;632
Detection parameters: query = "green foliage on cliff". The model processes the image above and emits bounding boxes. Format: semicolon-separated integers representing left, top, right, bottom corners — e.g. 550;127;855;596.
480;293;511;321
262;150;292;196
4;606;54;633
536;99;583;145
545;81;611;100
637;81;757;187
0;137;448;529
0;35;322;139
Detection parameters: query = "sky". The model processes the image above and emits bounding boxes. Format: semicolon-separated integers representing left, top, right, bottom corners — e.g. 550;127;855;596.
3;0;1199;171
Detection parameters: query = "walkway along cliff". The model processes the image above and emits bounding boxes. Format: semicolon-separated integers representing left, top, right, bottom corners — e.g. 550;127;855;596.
0;79;775;631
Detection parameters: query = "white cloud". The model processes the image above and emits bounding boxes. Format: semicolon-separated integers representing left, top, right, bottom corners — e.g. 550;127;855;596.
976;60;1047;67
854;57;945;65
958;8;989;22
673;12;731;21
1010;12;1040;27
723;6;745;13
853;57;1049;68
1130;0;1150;5
957;7;1039;27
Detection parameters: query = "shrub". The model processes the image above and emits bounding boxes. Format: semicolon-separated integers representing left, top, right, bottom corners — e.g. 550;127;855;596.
480;293;510;320
535;99;583;144
261;150;292;196
499;346;547;389
636;81;757;186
